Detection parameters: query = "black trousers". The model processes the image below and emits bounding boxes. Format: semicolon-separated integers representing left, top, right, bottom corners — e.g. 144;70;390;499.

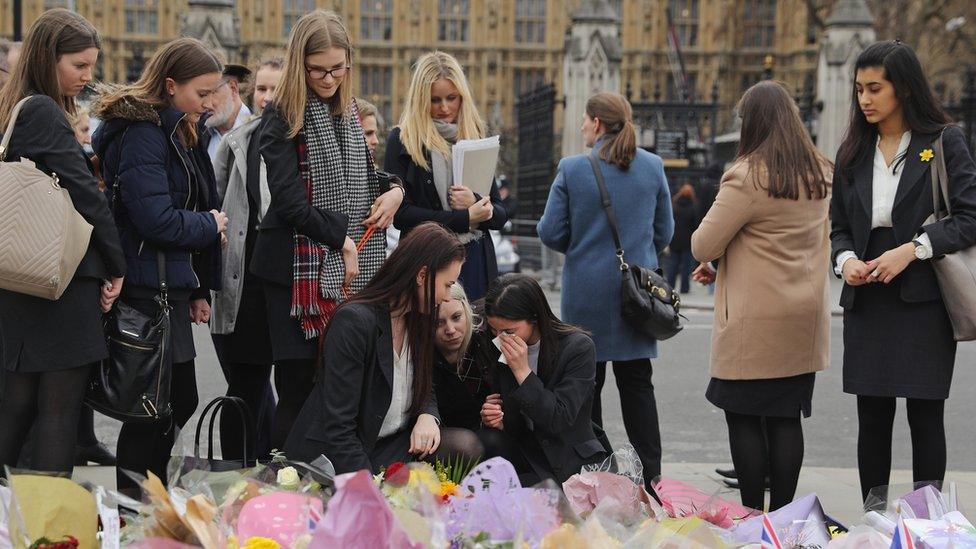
116;360;198;493
212;335;276;462
273;359;316;450
592;359;662;485
856;395;946;502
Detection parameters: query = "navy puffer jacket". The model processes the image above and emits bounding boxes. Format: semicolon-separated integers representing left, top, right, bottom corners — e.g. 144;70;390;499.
92;97;221;294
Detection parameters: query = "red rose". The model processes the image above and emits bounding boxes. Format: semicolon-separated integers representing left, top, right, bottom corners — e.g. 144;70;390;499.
385;461;410;486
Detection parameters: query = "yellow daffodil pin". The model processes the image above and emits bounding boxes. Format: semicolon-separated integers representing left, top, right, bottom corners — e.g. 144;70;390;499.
920;149;935;162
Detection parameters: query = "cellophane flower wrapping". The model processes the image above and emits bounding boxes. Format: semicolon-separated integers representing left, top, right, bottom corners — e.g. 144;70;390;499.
4;467;98;549
445;457;571;546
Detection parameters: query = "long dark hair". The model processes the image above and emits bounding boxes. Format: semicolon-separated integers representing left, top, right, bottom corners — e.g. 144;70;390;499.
736;81;830;200
342;222;466;418
586;92;637;170
835;41;951;182
0;9;100;129
483;274;586;379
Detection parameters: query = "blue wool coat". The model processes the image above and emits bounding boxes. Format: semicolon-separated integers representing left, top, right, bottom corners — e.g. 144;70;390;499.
537;146;674;361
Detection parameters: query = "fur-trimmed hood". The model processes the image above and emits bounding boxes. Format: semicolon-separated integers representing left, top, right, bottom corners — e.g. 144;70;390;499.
92;95;161;125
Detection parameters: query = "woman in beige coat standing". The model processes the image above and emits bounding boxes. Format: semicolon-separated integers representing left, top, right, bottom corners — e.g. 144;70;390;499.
691;81;832;511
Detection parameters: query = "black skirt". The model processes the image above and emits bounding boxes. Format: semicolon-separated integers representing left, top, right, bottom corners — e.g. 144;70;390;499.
0;277;106;373
706;373;815;418
262;279;318;362
843;228;956;400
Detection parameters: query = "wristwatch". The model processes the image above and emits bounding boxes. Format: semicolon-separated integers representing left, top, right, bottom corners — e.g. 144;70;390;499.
912;239;927;260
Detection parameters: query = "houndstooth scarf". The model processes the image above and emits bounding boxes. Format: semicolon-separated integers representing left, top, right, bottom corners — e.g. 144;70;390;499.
291;97;384;339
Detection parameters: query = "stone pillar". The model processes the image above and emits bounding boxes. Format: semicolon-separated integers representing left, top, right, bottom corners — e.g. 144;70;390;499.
181;0;242;64
561;0;622;158
816;0;875;160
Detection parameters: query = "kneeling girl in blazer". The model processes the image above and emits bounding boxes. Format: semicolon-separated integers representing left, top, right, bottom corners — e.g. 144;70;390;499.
284;223;483;473
479;274;610;485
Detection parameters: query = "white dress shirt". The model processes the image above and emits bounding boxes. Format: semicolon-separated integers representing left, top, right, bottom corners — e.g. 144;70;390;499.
378;341;414;438
835;131;934;275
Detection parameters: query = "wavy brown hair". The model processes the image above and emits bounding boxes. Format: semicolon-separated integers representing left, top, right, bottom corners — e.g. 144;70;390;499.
586;92;637;170
0;9;99;129
736;81;830;200
92;38;222;148
337;222;466;418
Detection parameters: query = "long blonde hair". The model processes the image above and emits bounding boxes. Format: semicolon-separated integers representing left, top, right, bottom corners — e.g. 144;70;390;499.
397;51;485;171
0;9;99;130
445;282;479;368
275;10;354;138
92;37;222;148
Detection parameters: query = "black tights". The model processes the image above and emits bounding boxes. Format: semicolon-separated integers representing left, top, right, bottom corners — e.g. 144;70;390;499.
593;359;662;484
117;360;198;493
0;365;92;473
856;395;946;502
272;359;316;450
221;363;274;462
725;411;804;511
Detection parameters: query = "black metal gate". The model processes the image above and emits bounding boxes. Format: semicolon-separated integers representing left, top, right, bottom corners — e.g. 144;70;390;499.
629;86;720;193
943;70;976;158
514;85;557;233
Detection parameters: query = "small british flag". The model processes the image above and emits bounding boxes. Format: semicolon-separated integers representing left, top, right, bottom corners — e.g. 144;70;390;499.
890;518;915;549
761;514;783;549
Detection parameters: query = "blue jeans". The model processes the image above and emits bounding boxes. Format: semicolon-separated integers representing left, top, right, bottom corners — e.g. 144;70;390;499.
665;250;694;293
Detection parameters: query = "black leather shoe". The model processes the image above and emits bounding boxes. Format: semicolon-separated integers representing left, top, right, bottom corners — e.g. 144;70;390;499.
715;467;737;479
723;477;771;490
75;442;117;466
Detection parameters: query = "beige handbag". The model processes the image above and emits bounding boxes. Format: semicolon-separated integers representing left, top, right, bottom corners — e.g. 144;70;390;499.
930;131;976;341
0;96;93;300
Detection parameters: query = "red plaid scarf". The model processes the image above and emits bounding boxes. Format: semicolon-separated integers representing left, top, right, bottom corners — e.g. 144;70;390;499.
290;132;339;338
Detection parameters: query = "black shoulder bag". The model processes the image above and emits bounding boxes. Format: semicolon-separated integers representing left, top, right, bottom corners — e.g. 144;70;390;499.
85;131;174;423
587;154;682;340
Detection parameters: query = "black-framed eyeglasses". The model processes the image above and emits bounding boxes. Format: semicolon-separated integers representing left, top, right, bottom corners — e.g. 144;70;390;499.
305;65;350;80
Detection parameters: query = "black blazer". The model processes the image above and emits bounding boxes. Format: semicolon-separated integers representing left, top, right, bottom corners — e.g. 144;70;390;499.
433;334;494;431
383;127;508;271
2;95;126;280
250;105;350;286
830;125;976;309
491;331;608;484
283;302;440;474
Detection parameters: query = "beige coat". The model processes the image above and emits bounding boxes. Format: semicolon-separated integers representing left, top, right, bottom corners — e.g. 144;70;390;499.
691;160;832;380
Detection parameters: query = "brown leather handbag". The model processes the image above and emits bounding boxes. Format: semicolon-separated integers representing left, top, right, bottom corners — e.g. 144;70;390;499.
0;96;93;300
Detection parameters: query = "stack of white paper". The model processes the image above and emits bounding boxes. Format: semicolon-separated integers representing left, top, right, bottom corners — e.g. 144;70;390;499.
452;135;501;197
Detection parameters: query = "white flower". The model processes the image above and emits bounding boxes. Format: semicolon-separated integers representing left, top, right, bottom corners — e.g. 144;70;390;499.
276;466;301;490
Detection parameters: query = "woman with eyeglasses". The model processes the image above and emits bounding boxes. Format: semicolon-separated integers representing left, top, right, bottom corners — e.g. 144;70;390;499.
253;10;405;448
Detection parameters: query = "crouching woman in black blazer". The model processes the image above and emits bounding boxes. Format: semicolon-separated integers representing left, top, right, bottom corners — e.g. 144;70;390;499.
284;222;484;473
831;41;976;501
479;274;610;485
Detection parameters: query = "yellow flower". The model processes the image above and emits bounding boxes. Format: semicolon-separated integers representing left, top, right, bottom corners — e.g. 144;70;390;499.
920;148;935;162
439;480;459;499
243;537;281;549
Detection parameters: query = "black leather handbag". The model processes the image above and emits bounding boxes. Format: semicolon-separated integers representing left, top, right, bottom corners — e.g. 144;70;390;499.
587;154;682;340
189;396;254;471
85;250;173;423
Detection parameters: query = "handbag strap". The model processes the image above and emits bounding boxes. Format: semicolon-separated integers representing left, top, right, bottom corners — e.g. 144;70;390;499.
194;396;250;467
586;153;630;271
0;95;35;162
931;130;951;220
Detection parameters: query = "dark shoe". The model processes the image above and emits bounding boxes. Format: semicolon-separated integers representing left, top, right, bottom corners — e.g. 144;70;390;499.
723;477;770;491
75;442;117;466
715;467;737;479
